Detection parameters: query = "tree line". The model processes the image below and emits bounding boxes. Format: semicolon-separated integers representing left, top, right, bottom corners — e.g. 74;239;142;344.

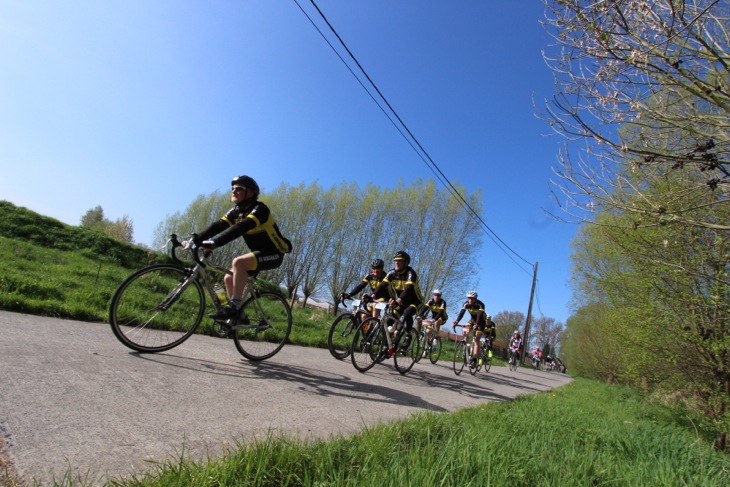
541;0;730;450
151;178;565;352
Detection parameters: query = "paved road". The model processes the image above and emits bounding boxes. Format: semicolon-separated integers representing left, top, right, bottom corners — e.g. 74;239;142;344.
0;310;572;486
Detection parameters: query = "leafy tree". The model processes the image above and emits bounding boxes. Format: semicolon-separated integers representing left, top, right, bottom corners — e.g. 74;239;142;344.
80;205;135;244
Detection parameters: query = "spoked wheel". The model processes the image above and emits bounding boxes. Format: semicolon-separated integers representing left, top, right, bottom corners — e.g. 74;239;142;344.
109;264;205;353
351;318;383;373
429;336;442;364
482;353;492;373
453;341;466;375
509;354;519;371
327;313;358;360
394;328;421;375
233;292;292;361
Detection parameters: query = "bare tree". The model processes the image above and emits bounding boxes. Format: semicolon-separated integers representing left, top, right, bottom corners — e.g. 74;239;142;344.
541;0;729;230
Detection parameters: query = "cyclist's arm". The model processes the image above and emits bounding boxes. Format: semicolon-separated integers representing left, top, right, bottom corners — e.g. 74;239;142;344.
347;280;367;297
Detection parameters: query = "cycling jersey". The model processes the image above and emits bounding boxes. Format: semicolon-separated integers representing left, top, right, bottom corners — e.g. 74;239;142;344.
375;266;424;308
454;298;487;329
509;336;523;351
197;200;292;255
347;271;391;300
418;297;448;321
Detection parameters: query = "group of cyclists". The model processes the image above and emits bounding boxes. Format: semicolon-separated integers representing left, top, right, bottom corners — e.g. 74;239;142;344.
195;175;554;371
340;252;499;366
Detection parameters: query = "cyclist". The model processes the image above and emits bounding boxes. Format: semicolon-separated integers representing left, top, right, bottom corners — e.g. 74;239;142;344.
341;258;391;318
451;290;488;366
194;175;292;321
508;330;522;365
371;250;423;349
531;347;542;369
417;289;448;355
483;313;496;355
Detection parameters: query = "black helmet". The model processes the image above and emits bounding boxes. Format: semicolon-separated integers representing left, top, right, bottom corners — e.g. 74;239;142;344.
393;250;410;264
231;175;260;194
371;258;384;269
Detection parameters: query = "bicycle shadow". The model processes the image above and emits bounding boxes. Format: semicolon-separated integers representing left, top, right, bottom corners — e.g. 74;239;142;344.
130;351;451;413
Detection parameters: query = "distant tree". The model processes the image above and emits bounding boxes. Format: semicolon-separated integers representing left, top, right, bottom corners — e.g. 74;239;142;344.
80;206;104;229
493;310;525;346
80;206;134;244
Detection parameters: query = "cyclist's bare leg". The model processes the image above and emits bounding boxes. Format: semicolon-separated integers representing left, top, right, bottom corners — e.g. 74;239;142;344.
473;329;483;359
227;253;256;301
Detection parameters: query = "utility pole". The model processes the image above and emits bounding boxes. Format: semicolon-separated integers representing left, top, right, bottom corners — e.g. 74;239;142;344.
521;262;539;363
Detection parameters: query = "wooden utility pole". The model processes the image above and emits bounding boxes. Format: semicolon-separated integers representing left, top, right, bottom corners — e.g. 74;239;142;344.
521;262;539;363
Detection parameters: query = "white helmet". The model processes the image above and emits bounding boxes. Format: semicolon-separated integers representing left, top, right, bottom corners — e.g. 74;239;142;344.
485;313;491;320
433;289;442;295
466;290;478;298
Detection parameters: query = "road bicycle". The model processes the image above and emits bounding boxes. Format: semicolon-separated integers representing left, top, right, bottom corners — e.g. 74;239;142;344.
350;302;422;375
473;337;493;373
452;324;480;376
414;317;442;364
508;348;520;371
109;234;292;361
327;296;371;360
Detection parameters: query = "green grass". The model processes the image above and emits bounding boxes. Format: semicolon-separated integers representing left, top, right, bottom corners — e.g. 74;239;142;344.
83;379;725;487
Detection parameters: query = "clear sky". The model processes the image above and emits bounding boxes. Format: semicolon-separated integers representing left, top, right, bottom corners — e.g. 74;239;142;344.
0;1;577;324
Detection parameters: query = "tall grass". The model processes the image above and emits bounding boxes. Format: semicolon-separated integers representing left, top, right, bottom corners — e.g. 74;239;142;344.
94;378;727;487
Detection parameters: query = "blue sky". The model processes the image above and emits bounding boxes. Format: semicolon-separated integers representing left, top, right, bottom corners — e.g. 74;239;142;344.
0;1;577;324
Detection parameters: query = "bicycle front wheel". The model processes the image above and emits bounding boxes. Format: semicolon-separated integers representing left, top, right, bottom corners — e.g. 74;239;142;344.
429;336;442;364
327;312;358;360
351;318;383;373
394;328;421;375
109;264;205;353
233;292;292;361
453;341;466;375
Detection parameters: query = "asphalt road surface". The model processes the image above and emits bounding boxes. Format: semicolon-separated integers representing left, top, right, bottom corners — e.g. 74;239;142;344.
0;310;572;486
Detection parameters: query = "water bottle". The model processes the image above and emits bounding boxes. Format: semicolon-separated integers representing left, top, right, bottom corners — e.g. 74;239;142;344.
214;284;228;305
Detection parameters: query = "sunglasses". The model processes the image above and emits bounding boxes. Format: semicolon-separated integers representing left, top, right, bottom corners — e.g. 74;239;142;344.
232;186;248;192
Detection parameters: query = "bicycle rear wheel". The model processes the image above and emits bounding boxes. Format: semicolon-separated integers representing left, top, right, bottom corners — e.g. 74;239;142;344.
453;341;466;375
351;318;383;373
109;264;205;353
429;336;442;364
327;312;358;360
233;292;292;361
394;328;421;375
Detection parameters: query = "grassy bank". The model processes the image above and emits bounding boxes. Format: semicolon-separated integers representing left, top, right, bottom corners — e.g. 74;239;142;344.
63;378;725;486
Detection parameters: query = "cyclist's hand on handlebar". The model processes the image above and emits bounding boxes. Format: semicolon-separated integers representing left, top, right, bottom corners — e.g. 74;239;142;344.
199;240;216;253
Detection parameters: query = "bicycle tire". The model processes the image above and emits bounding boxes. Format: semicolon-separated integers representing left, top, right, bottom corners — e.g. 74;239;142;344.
109;264;205;353
351;318;383;373
453;341;466;375
429;336;442;364
327;312;358;360
233;292;292;361
394;328;420;375
482;353;492;373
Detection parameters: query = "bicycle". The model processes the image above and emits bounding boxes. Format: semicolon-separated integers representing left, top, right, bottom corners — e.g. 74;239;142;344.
473;337;493;373
350;302;422;375
452;324;479;376
109;234;292;361
327;296;371;360
508;348;520;371
414;317;442;364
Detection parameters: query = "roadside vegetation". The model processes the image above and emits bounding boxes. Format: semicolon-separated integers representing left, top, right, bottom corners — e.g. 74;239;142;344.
24;379;728;486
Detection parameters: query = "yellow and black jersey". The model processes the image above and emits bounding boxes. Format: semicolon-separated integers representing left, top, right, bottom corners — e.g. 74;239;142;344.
454;298;487;326
348;272;391;300
375;266;423;306
419;297;448;321
197;200;292;254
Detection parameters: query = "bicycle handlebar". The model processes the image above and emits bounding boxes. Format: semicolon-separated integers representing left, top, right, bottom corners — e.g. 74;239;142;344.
169;233;207;268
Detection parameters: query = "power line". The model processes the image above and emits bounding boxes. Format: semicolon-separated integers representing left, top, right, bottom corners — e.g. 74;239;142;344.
296;0;534;273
